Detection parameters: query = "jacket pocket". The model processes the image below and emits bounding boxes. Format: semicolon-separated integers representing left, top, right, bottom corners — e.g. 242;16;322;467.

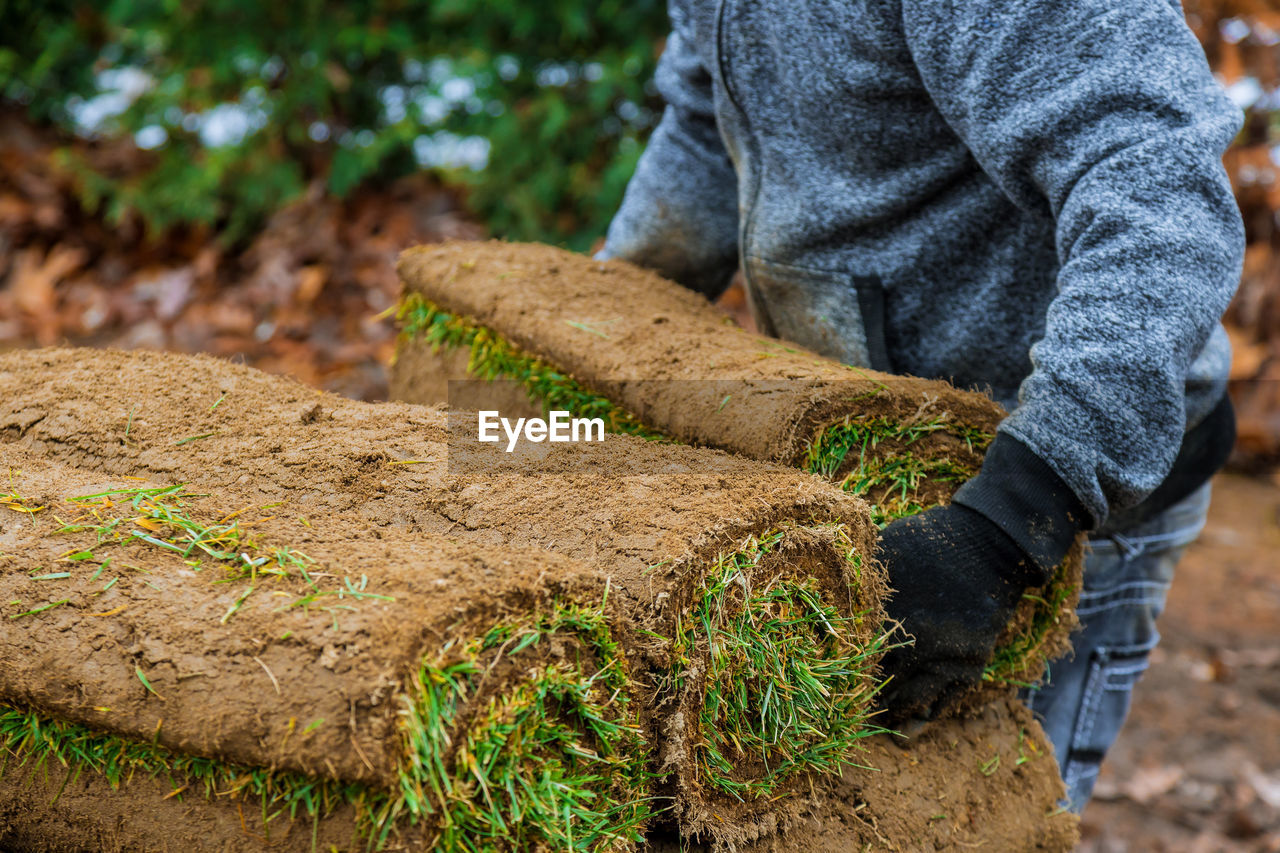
743;256;892;371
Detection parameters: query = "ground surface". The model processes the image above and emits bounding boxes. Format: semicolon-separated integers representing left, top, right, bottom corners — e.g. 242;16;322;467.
1077;472;1280;852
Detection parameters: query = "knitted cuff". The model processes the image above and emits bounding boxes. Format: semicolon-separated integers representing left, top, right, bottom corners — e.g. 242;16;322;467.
951;433;1089;581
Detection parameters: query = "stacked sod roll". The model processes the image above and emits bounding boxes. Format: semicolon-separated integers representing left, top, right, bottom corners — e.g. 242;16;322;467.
2;697;1077;853
391;240;1085;693
0;452;645;851
0;348;894;850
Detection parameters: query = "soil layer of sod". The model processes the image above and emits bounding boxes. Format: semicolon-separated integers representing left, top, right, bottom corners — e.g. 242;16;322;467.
1;695;1076;852
0;347;888;849
392;240;1083;693
0;452;650;851
0;348;1078;850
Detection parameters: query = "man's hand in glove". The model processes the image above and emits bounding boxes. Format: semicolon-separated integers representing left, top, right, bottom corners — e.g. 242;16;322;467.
876;433;1091;725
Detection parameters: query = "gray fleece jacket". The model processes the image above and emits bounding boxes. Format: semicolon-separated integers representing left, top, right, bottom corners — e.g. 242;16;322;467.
602;0;1245;529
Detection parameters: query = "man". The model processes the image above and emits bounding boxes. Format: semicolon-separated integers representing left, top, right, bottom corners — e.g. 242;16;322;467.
599;0;1242;811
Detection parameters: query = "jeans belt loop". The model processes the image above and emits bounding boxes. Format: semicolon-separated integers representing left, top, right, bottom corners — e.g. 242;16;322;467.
1109;533;1143;562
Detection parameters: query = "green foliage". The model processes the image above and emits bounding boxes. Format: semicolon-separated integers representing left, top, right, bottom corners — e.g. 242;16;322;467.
0;1;670;247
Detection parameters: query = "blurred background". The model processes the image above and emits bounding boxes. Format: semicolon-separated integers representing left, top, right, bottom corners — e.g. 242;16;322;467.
0;0;669;397
0;1;1278;850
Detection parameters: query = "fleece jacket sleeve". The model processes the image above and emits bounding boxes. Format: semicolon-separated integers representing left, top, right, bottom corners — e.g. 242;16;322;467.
598;1;740;299
902;0;1245;527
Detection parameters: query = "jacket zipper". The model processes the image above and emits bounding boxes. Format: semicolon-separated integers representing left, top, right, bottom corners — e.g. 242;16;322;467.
714;0;762;276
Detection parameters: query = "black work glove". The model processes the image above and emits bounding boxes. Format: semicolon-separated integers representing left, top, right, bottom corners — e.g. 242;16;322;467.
876;433;1091;725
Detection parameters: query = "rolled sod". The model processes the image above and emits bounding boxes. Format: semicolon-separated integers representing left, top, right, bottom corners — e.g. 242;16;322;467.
0;697;1077;853
0;452;648;850
391;240;1084;693
0;348;894;848
648;696;1079;852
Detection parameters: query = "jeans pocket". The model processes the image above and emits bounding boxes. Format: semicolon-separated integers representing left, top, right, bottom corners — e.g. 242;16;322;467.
1061;646;1153;805
742;256;892;371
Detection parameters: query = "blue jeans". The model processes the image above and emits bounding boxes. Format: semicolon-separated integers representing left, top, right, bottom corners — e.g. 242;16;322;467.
1022;482;1212;813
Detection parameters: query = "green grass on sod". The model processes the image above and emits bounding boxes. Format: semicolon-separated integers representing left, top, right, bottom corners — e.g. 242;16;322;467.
667;527;888;801
0;598;651;852
2;482;653;852
397;602;652;851
3;489;888;848
395;296;1078;690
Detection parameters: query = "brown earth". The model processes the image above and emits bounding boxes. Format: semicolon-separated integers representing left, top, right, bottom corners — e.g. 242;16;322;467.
0;347;886;847
0;348;1077;851
0;696;1077;853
